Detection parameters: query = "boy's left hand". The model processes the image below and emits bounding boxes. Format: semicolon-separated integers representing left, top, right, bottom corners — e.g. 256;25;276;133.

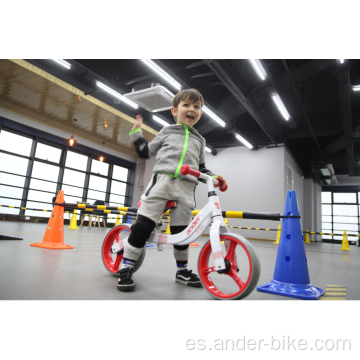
214;175;227;190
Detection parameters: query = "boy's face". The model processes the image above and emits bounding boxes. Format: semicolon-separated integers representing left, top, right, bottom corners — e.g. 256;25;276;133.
171;99;202;127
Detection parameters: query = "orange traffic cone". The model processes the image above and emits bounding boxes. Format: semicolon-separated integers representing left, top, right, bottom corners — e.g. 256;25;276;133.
190;242;199;246
30;190;73;250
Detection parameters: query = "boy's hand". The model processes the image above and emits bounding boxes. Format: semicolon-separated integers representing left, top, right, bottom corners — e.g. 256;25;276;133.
132;114;143;130
214;174;227;190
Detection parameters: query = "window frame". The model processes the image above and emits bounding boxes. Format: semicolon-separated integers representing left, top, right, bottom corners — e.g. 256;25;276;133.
321;189;359;244
0;120;135;219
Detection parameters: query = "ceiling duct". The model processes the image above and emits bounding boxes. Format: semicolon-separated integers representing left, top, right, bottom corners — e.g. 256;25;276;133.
311;163;338;185
123;85;174;112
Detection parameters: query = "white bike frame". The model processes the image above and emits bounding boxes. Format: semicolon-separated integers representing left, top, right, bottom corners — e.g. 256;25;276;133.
112;172;230;271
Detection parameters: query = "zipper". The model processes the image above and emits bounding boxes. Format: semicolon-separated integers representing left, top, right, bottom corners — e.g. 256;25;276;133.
145;173;158;196
174;125;190;178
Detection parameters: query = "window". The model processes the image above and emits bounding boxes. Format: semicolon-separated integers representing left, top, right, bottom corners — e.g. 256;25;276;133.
63;169;86;188
0;173;26;188
321;191;359;244
0;152;29;176
30;178;57;193
31;161;59;182
35;143;62;163
0;123;134;221
91;159;109;176
0;131;32;216
113;165;128;182
0;130;32;157
66;151;88;171
0;198;21;215
25;200;53;218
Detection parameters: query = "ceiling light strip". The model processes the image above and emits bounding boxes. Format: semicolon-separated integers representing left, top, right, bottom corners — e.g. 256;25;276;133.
235;133;253;149
205;147;212;153
140;59;182;91
271;94;290;121
53;59;71;69
153;115;170;127
96;81;138;109
249;59;267;80
202;106;226;127
353;85;360;91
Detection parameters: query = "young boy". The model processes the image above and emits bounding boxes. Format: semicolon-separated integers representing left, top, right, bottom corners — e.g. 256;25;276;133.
117;88;227;292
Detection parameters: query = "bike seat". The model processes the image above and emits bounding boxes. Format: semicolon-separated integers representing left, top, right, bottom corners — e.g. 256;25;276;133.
137;200;177;212
163;200;177;212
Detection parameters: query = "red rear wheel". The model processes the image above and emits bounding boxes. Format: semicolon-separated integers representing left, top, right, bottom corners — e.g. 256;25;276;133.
102;225;131;276
198;233;260;300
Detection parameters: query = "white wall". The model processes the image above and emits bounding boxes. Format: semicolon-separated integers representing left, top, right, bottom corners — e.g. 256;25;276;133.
284;146;304;218
303;178;322;241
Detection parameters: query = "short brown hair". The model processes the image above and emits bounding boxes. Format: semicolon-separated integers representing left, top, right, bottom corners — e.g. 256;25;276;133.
172;89;204;109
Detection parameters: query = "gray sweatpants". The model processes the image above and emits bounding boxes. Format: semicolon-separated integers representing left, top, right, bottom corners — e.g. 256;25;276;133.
138;173;196;226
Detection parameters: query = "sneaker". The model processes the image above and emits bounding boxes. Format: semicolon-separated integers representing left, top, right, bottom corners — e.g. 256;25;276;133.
176;269;202;287
117;268;135;292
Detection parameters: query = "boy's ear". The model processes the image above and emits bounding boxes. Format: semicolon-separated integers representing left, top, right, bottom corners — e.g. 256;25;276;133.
171;106;177;117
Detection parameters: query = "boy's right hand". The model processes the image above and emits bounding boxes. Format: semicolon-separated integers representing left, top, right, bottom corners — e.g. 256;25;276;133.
132;114;143;130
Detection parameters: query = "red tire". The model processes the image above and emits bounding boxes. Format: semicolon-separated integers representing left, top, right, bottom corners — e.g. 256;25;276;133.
102;225;131;275
198;233;260;300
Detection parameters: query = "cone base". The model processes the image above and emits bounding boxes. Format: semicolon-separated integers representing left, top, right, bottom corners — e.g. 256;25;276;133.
190;242;199;246
30;241;74;250
146;243;154;247
68;226;79;230
340;246;351;251
257;279;324;300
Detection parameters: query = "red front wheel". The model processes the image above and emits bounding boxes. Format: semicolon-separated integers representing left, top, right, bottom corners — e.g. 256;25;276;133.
198;233;261;300
101;224;146;275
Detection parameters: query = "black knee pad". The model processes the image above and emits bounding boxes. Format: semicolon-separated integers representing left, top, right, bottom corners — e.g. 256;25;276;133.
128;215;156;248
171;225;189;251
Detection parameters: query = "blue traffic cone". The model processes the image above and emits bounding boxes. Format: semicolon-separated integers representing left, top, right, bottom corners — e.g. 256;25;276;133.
257;191;325;300
146;242;154;247
126;215;132;224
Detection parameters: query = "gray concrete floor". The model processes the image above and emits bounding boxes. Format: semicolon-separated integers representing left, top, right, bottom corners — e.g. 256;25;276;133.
0;220;359;300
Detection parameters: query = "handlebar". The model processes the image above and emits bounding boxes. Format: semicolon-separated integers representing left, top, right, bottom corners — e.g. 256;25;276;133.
180;164;228;192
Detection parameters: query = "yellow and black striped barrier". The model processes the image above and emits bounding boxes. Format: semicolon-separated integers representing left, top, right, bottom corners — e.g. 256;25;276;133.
0;204;54;212
222;225;360;238
58;203;284;221
228;226;278;231
0;204;169;220
56;202;138;213
0;203;138;217
2;203;359;238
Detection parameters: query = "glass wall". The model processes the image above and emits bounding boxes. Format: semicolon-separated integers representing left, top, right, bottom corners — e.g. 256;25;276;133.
321;190;359;244
0;125;134;222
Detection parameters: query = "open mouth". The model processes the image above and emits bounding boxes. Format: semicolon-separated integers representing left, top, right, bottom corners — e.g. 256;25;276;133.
186;115;195;121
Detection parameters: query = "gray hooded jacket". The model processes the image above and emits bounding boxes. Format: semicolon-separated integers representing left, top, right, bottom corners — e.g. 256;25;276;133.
129;124;215;184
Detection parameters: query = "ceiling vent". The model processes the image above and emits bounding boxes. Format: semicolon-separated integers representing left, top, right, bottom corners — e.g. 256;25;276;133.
123;86;175;112
312;163;338;185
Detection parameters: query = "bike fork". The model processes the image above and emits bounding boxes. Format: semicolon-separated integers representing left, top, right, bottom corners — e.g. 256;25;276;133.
210;219;226;271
